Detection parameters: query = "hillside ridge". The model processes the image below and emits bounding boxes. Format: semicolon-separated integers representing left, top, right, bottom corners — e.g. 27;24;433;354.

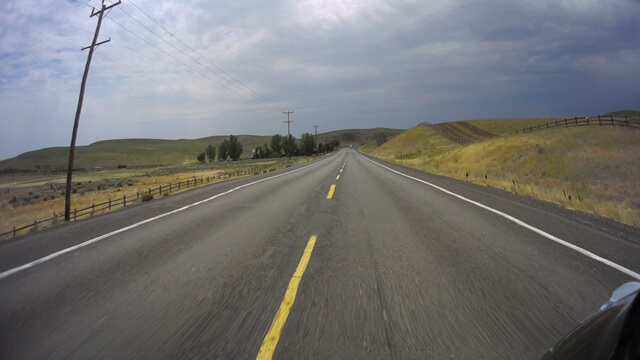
0;128;403;171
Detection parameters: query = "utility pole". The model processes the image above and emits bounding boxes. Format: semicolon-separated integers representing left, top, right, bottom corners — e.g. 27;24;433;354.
65;0;121;221
313;125;319;156
283;110;294;160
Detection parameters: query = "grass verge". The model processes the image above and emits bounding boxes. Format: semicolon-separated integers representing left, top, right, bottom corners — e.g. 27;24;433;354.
363;123;640;227
0;157;316;238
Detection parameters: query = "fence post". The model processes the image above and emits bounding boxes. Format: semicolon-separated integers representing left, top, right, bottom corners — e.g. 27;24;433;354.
610;114;614;126
598;115;601;126
124;195;127;207
564;118;567;126
170;183;172;193
92;203;95;213
13;227;16;237
148;188;151;195
109;198;112;210
74;208;77;221
159;185;162;195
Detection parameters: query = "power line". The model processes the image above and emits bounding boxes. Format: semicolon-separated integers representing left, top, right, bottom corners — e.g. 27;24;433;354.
106;16;264;104
68;0;97;9
71;0;284;110
114;6;264;103
125;0;276;108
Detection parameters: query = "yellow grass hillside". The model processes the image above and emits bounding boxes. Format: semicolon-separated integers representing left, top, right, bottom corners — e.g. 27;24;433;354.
363;123;640;226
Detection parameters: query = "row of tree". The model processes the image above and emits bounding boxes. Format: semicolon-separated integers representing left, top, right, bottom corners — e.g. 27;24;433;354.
197;133;341;163
252;133;340;159
197;135;244;163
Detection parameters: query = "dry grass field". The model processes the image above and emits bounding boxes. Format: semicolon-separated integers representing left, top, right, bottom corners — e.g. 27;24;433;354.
363;122;640;227
0;157;312;237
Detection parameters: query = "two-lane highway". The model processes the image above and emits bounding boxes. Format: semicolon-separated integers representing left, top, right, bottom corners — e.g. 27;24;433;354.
1;149;639;359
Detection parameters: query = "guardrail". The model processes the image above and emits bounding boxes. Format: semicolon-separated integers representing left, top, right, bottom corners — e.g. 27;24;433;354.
0;163;276;239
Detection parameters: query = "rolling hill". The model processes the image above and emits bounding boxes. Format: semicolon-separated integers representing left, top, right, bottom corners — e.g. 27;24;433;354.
0;128;403;171
361;118;640;226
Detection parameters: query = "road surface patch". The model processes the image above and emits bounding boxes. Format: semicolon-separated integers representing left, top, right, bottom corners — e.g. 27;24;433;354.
361;154;640;280
0;160;330;281
256;235;318;360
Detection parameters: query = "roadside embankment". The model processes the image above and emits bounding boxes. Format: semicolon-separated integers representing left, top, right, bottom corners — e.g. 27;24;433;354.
362;122;640;227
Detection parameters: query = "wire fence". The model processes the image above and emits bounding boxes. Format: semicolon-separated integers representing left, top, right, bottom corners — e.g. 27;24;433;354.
0;163;276;239
508;115;640;136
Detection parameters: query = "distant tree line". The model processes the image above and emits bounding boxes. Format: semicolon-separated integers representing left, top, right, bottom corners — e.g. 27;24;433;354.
197;133;340;163
197;135;244;163
251;133;340;159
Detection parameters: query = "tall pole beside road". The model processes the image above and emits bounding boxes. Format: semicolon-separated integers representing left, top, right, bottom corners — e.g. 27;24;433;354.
65;0;121;221
313;125;319;156
283;110;294;160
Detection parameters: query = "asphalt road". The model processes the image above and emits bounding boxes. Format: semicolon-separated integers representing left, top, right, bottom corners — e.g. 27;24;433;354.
1;149;639;359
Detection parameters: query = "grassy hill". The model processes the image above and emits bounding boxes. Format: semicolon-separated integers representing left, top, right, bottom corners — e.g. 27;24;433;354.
320;128;403;145
0;128;403;171
362;119;640;227
604;110;640;117
0;135;271;171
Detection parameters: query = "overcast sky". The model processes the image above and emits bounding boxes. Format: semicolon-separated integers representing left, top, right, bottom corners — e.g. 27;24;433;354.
1;0;639;160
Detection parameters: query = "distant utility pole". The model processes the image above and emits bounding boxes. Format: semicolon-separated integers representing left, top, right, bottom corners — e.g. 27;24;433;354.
283;110;294;160
65;0;121;222
313;125;320;156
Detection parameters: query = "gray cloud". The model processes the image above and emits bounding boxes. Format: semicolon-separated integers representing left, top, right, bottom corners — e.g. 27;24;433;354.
1;0;639;160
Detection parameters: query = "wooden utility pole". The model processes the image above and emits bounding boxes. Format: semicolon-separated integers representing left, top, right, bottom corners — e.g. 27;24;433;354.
313;125;319;156
65;0;121;221
283;110;294;160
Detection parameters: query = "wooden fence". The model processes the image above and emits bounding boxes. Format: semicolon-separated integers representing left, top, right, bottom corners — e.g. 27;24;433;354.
423;122;469;144
508;115;640;136
0;163;275;239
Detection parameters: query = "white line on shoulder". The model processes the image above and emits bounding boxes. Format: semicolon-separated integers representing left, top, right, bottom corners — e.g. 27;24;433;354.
360;154;640;280
0;157;333;280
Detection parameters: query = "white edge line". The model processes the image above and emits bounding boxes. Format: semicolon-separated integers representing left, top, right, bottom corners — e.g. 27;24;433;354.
360;154;640;280
0;158;330;280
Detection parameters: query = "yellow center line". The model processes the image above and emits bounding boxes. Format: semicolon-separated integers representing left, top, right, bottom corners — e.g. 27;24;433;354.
327;184;336;199
256;235;318;360
336;175;340;180
339;168;343;173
